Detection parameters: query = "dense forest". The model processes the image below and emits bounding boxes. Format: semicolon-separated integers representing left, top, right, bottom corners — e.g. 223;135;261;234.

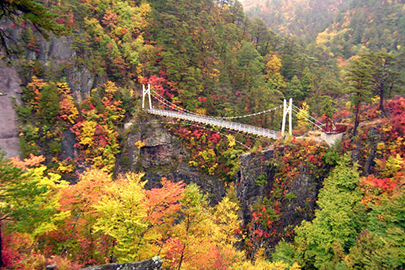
0;0;405;269
244;0;405;57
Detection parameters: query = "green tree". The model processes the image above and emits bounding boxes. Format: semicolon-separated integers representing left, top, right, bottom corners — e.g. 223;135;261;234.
294;154;365;269
229;0;246;28
250;17;276;56
0;153;69;267
38;83;60;125
286;75;304;102
320;96;336;119
237;40;264;87
344;55;375;136
348;189;405;269
300;67;314;98
366;51;404;113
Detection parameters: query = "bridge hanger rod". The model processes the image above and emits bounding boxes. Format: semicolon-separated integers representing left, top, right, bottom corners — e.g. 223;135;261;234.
150;88;202;116
146;85;283;119
292;107;323;130
147;108;279;139
144;84;280;138
292;104;324;126
159;120;251;149
214;105;283;119
141;119;272;148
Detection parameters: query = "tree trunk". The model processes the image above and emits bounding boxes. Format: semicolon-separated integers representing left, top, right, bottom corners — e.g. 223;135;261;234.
0;221;3;268
388;82;394;100
352;92;361;136
177;247;184;270
379;59;387;113
379;84;384;113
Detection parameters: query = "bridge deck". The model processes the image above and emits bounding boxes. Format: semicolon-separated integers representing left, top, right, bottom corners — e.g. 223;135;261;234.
146;109;279;139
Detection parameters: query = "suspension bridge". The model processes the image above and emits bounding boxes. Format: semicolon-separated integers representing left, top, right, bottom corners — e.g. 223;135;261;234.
142;84;325;139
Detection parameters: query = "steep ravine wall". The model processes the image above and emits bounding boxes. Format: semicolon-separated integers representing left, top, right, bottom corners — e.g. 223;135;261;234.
24;32;105;103
0;30;104;159
118;120;226;204
0;63;23;158
236;147;323;250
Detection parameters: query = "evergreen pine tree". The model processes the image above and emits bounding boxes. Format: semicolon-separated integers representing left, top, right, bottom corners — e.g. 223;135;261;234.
0;0;67;54
344;55;375;136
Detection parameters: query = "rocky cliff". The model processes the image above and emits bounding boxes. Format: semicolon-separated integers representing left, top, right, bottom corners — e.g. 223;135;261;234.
236;145;325;253
0;28;105;159
0;63;23;158
119;119;226;204
81;256;163;270
0;24;227;203
237;147;320;223
23;32;105;103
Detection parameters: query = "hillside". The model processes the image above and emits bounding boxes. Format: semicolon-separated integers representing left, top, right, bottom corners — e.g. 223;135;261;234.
243;0;405;59
0;0;405;269
243;0;348;40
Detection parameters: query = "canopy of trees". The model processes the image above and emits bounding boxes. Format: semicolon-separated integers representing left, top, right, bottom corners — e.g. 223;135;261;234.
1;0;405;269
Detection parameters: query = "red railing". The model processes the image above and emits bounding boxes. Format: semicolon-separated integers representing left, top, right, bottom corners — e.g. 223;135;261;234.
322;118;347;134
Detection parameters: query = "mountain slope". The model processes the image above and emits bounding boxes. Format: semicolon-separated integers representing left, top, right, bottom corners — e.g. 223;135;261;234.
243;0;405;58
243;0;349;41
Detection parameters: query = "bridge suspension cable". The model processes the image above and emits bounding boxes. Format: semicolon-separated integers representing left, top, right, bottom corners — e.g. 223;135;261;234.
157;120;252;149
146;108;280;139
150;91;193;114
292;104;324;128
143;84;326;139
291;107;324;130
148;86;283;119
214;105;283;119
150;88;202;116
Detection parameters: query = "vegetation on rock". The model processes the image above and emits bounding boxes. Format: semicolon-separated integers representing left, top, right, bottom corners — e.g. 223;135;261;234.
0;0;405;269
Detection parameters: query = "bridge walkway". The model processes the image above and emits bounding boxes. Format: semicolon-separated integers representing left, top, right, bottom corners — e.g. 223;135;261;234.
146;108;279;139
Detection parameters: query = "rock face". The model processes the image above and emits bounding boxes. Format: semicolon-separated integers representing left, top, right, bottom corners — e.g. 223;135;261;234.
0;62;23;158
236;147;321;248
81;256;163;270
125;121;187;170
120;120;226;204
0;28;105;158
236;149;276;222
64;64;105;104
27;33;104;104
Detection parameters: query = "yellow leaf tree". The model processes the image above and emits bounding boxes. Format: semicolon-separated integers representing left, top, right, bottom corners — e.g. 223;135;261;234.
93;172;148;263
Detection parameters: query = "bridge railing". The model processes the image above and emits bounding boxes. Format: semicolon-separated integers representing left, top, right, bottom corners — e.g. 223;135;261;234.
146;109;279;139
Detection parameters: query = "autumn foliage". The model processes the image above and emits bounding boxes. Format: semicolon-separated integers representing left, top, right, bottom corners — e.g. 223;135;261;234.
0;158;254;269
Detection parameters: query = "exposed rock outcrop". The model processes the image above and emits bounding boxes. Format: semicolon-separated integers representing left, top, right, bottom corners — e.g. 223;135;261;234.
120;120;226;204
26;32;104;103
236;149;276;222
236;147;322;249
0;62;23;158
0;27;105;158
81;256;163;270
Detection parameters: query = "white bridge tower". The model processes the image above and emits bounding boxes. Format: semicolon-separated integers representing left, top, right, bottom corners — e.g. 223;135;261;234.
142;84;152;109
281;98;293;137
